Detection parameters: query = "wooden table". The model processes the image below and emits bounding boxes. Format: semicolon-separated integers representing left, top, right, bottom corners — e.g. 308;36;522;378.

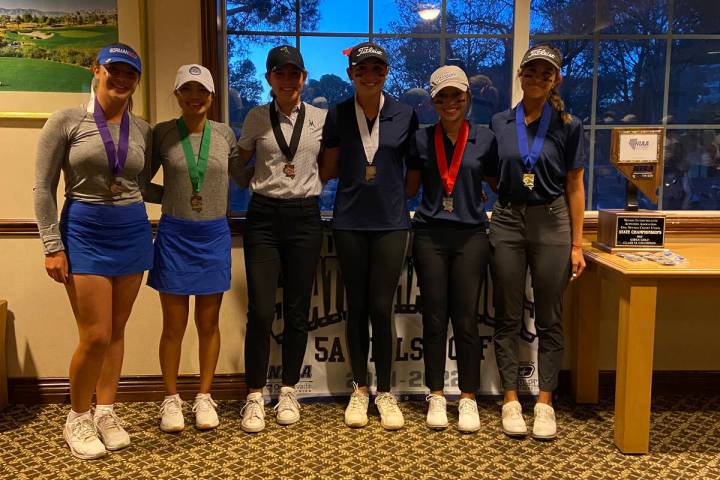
571;243;720;454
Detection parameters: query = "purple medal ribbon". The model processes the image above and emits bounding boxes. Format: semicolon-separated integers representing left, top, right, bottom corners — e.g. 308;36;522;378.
93;97;130;177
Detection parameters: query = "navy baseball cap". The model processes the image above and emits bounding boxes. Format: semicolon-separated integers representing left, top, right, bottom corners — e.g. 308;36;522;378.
96;44;142;74
266;45;306;73
520;44;562;71
348;42;389;67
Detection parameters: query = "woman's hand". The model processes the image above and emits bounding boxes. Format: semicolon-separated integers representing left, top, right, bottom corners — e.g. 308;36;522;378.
570;245;586;281
45;251;69;284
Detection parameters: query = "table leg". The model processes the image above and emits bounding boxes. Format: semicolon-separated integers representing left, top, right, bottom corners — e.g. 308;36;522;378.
572;262;600;403
614;278;658;454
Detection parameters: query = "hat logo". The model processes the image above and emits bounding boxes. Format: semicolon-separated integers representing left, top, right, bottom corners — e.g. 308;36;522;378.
189;66;201;75
526;48;557;61
280;46;290;55
434;71;458;83
108;47;137;58
357;46;383;56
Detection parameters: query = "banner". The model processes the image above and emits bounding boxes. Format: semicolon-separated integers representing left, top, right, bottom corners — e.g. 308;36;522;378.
262;233;539;399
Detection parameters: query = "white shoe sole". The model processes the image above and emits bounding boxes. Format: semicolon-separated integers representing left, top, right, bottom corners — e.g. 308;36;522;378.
345;417;369;428
241;423;265;433
64;429;107;460
426;422;448;430
459;424;481;433
380;420;404;431
102;439;131;451
160;424;184;433
195;422;219;430
276;416;300;426
532;431;557;440
502;426;529;437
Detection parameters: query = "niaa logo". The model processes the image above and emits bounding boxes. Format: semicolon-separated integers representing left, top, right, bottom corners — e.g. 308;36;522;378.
629;138;650;150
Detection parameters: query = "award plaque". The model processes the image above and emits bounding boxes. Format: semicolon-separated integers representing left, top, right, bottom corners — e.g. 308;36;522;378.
593;128;667;252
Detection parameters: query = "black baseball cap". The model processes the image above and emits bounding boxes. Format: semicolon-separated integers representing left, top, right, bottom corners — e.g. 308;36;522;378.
266;45;306;73
520;44;562;70
348;42;389;67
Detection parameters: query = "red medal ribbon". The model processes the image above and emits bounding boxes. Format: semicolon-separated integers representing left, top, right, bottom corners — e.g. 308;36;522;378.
434;120;469;197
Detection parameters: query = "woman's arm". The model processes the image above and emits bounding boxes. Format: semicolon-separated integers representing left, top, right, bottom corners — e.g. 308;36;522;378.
565;167;586;280
319;147;339;181
405;170;421;198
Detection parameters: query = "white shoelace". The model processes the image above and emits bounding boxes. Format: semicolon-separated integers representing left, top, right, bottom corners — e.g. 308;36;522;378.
95;410;124;433
240;398;264;420
459;399;478;415
535;405;555;421
159;397;182;418
273;391;300;415
347;383;368;412
375;393;400;413
426;394;446;413
69;417;97;442
192;397;217;414
504;402;523;418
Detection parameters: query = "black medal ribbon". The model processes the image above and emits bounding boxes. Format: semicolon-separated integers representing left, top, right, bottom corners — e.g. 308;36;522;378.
269;102;306;163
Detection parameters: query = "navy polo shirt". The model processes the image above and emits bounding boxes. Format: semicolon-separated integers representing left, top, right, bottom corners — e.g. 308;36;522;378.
491;106;585;206
323;93;419;230
407;123;498;227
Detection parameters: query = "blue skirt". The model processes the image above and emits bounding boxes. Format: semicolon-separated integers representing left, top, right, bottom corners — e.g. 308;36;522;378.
147;214;231;295
60;199;153;276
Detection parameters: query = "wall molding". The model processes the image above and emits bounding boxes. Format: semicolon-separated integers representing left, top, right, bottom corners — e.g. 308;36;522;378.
6;370;720;405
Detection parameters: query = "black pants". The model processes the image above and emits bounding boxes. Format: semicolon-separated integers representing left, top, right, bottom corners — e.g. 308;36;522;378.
413;226;489;393
489;196;572;392
243;194;323;389
333;229;408;392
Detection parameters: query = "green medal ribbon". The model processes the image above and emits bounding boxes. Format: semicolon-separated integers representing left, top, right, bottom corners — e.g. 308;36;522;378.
176;117;211;194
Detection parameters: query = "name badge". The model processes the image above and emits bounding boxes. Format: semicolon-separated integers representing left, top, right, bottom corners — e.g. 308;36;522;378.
365;165;377;182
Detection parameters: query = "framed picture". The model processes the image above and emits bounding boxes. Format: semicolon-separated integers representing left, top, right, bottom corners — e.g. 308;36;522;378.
0;0;147;119
611;127;665;165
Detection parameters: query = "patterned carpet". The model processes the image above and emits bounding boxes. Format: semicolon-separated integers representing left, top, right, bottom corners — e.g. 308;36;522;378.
1;395;719;480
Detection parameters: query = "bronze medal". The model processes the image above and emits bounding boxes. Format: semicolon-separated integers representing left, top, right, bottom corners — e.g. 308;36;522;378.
283;163;296;179
365;164;377;182
190;192;203;212
109;178;123;194
442;196;454;213
522;173;535;190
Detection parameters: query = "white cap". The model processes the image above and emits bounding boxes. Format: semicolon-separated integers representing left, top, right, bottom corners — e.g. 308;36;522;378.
174;64;215;94
429;65;469;98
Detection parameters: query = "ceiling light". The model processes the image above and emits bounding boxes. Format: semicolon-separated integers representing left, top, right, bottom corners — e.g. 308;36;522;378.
418;4;440;21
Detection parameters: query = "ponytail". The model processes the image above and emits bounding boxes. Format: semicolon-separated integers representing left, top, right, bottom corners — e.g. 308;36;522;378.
548;86;571;124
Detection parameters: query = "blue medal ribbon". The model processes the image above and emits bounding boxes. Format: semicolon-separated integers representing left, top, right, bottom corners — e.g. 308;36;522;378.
515;101;552;172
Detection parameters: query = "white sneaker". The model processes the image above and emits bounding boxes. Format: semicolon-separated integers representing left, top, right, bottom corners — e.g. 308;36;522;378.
501;400;528;437
458;398;481;433
274;386;301;425
425;394;448;429
193;394;219;430
344;383;369;428
375;392;404;430
240;392;266;433
94;410;130;451
159;395;185;433
64;413;106;460
532;403;557;440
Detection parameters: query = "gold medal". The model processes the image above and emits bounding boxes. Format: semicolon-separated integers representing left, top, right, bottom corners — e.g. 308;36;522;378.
365;164;377;182
190;193;203;212
523;173;535;190
283;163;296;179
442;196;454;213
109;178;123;194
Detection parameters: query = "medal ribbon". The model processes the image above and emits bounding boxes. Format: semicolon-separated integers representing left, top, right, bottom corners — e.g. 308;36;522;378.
93;97;130;177
177;117;212;193
434;120;470;196
515;101;552;172
269;101;306;163
354;93;385;164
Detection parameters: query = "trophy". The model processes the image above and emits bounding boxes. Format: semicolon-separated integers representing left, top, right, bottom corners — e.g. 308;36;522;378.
593;128;666;252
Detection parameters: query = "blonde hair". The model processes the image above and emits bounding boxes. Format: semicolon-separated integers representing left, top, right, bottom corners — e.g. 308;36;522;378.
548;85;571;124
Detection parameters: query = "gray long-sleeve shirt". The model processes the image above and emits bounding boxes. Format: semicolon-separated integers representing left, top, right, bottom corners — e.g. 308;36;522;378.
148;119;245;220
33;105;152;254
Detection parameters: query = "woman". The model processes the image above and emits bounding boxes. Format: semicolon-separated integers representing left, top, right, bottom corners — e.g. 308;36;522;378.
237;45;327;433
405;66;498;432
490;44;586;440
320;42;418;430
33;44;152;459
147;64;244;433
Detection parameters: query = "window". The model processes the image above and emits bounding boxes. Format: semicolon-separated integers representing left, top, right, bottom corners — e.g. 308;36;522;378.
531;0;720;210
225;0;514;214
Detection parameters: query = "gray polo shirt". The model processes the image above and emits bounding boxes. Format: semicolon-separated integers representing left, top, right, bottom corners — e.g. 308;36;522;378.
33;105;152;254
149;119;244;220
238;101;326;199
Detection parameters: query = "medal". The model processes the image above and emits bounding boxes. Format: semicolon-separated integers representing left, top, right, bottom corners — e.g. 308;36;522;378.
522;173;535;190
190;192;203;212
177;117;211;211
109;177;123;194
283;163;296;179
365;164;377;182
516;101;551;193
434;120;470;212
442;196;454;212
